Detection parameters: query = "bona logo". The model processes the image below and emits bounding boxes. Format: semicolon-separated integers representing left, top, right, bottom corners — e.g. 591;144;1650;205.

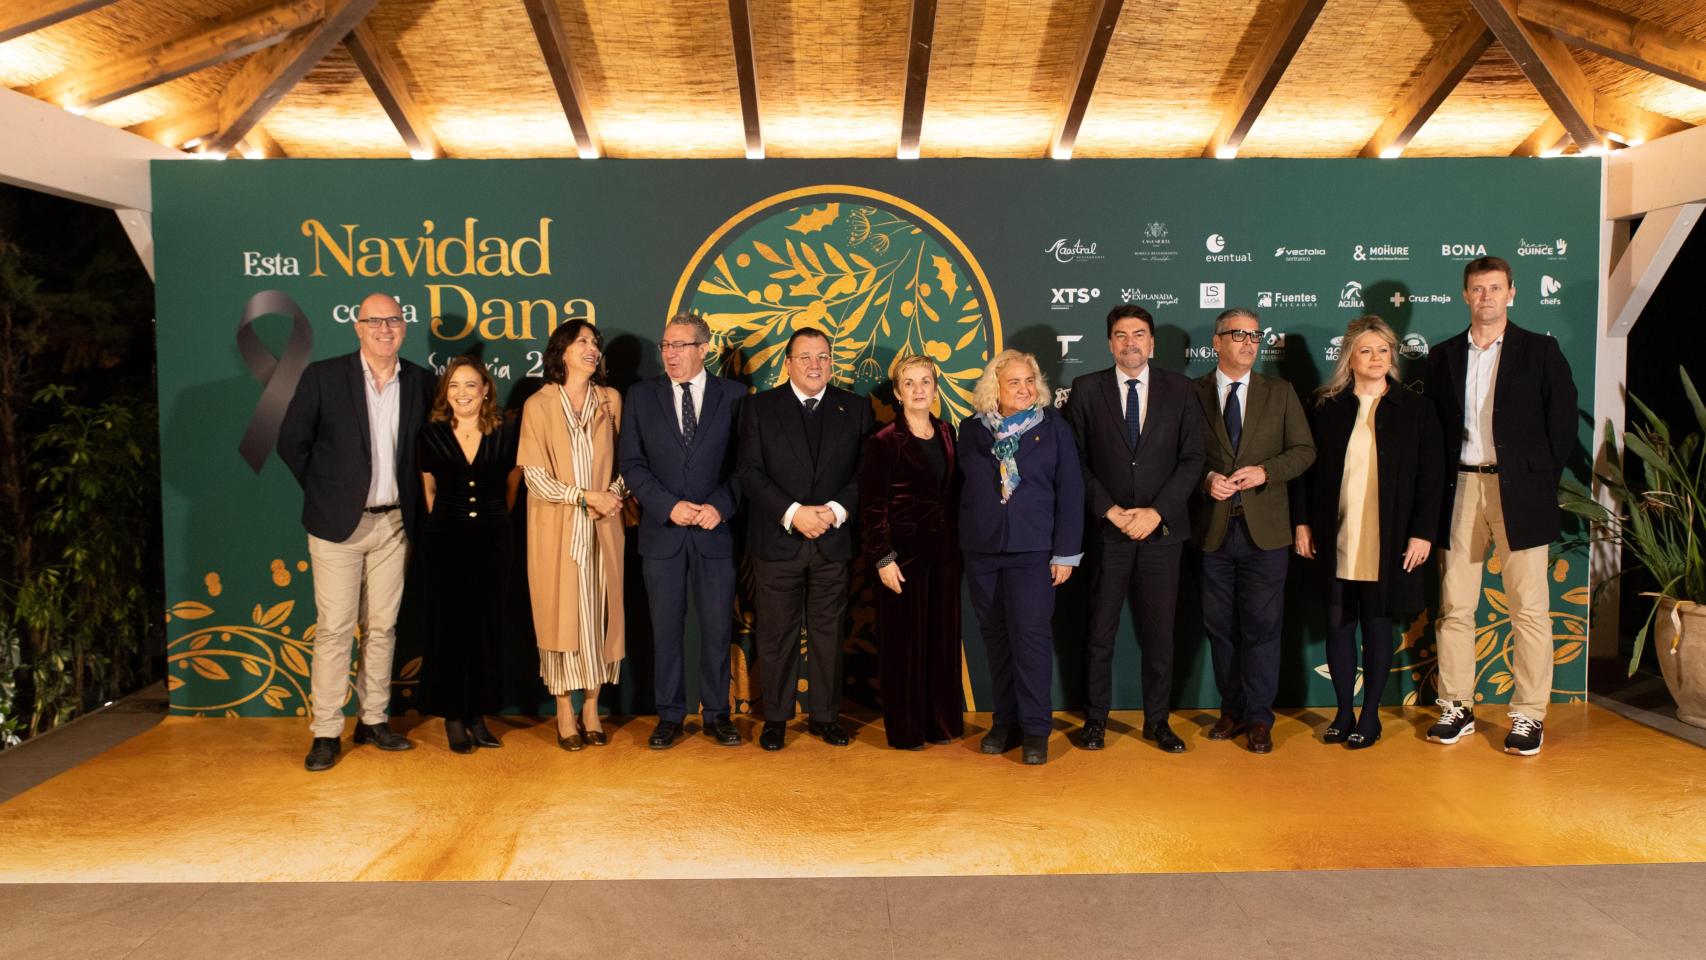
1441;243;1488;258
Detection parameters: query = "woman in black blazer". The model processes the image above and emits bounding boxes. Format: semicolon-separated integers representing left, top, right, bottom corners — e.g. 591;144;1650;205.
1293;316;1443;748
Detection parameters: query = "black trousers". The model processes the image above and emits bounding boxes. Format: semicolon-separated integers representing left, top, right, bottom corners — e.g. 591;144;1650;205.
1325;577;1393;735
643;540;736;724
1085;537;1182;732
965;551;1056;737
752;541;849;723
1201;516;1290;727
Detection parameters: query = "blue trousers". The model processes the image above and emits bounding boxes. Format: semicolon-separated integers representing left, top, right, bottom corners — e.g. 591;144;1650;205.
1201;517;1289;728
643;541;737;723
966;551;1056;737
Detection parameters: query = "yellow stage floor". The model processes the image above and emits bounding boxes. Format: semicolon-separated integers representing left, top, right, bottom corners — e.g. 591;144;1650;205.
2;705;1703;882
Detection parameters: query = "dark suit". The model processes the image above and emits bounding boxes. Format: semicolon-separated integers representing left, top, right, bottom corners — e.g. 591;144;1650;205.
958;407;1084;737
1062;366;1204;730
737;383;873;722
860;419;963;748
618;372;744;724
1191;371;1314;729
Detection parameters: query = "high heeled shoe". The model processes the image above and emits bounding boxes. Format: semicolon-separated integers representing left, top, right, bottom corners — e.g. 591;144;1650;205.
469;717;501;749
1345;728;1382;750
1323;714;1354;744
582;712;607;747
556;716;584;752
445;719;475;754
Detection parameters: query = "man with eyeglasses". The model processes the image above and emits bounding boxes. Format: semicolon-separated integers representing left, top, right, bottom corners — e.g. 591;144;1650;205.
618;311;746;749
737;326;874;750
278;292;433;771
1191;307;1314;754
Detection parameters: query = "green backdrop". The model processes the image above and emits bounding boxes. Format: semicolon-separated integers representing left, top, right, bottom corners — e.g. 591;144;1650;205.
152;158;1599;719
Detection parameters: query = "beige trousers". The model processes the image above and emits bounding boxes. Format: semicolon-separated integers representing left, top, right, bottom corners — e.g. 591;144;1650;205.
306;510;408;737
1436;472;1553;721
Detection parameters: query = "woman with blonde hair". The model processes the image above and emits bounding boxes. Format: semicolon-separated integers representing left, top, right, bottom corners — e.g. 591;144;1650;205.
956;349;1083;765
859;352;962;749
1293;315;1442;748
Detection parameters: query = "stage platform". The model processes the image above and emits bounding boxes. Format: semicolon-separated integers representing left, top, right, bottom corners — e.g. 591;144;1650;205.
2;705;1703;883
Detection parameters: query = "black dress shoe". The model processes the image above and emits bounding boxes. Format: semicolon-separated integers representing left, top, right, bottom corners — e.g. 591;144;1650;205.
980;725;1023;754
648;720;683;749
354;722;414;751
1322;713;1354;744
584;727;608;747
1208;715;1246;740
1021;734;1049;765
1080;719;1107;750
1345;727;1382;750
469;717;501;749
304;737;340;771
1143;725;1186;753
1247;723;1274;754
759;721;786;751
444;719;475;754
706;718;741;746
808;721;850;746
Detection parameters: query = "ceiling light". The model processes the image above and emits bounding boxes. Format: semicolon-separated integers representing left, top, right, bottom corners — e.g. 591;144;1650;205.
409;147;433;160
1379;146;1401;159
745;144;764;160
1050;143;1072;161
897;143;919;160
1215;145;1238;160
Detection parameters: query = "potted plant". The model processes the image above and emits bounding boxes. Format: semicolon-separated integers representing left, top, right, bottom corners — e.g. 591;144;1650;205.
1561;367;1706;727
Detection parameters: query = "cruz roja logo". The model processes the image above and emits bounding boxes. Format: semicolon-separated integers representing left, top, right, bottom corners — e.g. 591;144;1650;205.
1047;239;1102;263
1389;291;1454;307
1353;243;1410;262
1056;334;1085;361
1518;238;1569;258
1051;286;1100;309
1338;281;1364;308
1540;275;1563;304
1200;282;1226;309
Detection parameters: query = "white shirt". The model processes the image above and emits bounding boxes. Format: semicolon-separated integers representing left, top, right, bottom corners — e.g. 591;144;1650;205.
359;353;400;508
1116;365;1150;432
670;367;708;434
1214;368;1251;431
781;381;846;531
1460;332;1504;465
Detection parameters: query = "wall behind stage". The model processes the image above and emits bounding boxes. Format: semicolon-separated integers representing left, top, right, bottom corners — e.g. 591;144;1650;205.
152;158;1599;720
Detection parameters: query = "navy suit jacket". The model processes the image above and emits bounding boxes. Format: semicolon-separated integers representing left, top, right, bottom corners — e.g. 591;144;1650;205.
617;372;745;559
1062;365;1205;547
957;407;1085;560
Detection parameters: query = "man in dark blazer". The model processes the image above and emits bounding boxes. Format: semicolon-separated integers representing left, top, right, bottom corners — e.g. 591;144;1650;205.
277;292;432;771
1423;256;1576;756
1063;304;1206;753
1192;307;1315;754
737;327;874;750
618;311;745;750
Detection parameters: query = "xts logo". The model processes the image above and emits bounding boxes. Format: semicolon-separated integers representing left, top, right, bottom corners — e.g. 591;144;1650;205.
1050;287;1101;310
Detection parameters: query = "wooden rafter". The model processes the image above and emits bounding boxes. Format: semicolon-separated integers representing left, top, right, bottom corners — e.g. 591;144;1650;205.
1202;0;1327;159
521;0;600;158
1511;115;1569;156
0;0;119;45
345;20;442;159
23;0;324;112
1047;0;1124;160
1518;0;1706;93
897;0;937;159
728;0;762;158
239;125;287;159
1361;17;1494;158
129;102;219;149
1467;0;1604;151
1594;94;1691;144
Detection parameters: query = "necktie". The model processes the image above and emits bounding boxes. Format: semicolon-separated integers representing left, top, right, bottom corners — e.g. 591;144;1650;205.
803;397;818;414
1225;382;1243;506
679;381;696;445
1125;378;1142;448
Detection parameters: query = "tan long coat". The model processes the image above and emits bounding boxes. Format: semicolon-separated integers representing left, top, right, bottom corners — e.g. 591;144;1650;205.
516;385;626;659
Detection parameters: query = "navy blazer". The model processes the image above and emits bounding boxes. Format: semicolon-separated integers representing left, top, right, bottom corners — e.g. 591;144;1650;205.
618;372;745;559
276;350;433;542
957;407;1085;560
1062;365;1206;547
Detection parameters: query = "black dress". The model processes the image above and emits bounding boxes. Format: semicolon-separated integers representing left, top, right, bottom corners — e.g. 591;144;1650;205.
417;419;517;719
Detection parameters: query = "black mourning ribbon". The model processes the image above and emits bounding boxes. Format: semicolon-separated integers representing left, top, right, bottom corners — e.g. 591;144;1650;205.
236;290;314;473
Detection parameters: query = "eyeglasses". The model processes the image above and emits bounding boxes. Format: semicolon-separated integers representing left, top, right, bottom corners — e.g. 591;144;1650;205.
659;340;706;353
1217;329;1260;343
789;353;832;365
358;317;405;328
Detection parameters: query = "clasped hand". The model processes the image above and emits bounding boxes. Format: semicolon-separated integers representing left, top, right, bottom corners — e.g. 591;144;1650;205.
669;501;724;530
792;505;837;539
1105;506;1162;541
1205;465;1266;501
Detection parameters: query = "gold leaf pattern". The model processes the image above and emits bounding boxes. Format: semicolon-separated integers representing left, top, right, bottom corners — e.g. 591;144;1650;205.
170;600;214;620
784;203;839;234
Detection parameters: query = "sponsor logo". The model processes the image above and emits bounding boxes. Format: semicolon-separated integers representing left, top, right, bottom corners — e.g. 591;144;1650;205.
1185;344;1219;362
1540;275;1563;305
1388;291;1454;306
1050;286;1101;310
1057;334;1084;362
1200;282;1226;309
1325;335;1344;362
1274;245;1328;262
243;251;302;276
1118;286;1181;308
1352;243;1410;262
1400;332;1430;359
1338;281;1364;309
1258;327;1287;362
1046;238;1102;263
1517;237;1569;259
1440;242;1488;259
1254;290;1319;309
1053;387;1072;409
1204;233;1253;263
1134;221;1177;261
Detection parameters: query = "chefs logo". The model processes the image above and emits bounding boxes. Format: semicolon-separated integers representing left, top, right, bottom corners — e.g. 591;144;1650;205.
1134;221;1177;261
1338;281;1364;308
1540;275;1563;305
1254;290;1318;308
1047;238;1103;263
1352;243;1410;262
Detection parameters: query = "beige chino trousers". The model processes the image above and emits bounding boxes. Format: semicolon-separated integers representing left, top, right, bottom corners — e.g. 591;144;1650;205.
306;509;408;737
1435;472;1553;721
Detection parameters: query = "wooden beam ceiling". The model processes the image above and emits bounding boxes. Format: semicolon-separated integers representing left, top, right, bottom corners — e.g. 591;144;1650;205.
1518;0;1706;93
521;0;600;159
129;102;219;149
1047;0;1124;160
1468;0;1604;151
344;19;442;159
1594;94;1692;144
0;0;119;45
22;0;323;112
239;125;287;159
728;0;763;159
1202;0;1327;159
1361;17;1494;158
1511;115;1569;155
897;0;937;159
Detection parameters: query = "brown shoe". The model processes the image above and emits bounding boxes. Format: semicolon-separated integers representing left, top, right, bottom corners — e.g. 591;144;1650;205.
1246;723;1273;754
1208;715;1246;740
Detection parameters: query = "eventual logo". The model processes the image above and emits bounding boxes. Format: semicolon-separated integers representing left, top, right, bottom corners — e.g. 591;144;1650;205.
1518;237;1569;259
1047;238;1103;263
1118;286;1180;308
1206;234;1226;253
1325;335;1344;362
1388;291;1454;307
1255;290;1319;309
1274;245;1327;262
1134;221;1177;261
1057;334;1084;362
1400;332;1430;359
1338;281;1364;309
1353;243;1410;262
1050;286;1100;310
1200;282;1226;309
1204;233;1253;263
1441;242;1488;259
1540;275;1563;304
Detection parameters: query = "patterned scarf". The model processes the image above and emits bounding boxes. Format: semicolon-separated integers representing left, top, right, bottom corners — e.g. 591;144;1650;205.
556;384;600;565
980;404;1045;503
